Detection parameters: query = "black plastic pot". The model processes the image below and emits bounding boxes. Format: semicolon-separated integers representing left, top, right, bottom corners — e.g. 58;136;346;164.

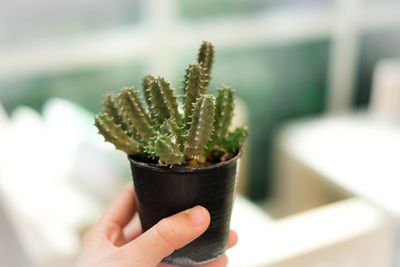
128;156;238;265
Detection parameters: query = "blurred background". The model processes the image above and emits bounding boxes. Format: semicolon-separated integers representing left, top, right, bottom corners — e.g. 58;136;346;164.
1;0;400;266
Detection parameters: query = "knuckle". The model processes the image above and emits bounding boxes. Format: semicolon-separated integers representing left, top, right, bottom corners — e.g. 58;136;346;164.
104;221;122;234
102;222;123;243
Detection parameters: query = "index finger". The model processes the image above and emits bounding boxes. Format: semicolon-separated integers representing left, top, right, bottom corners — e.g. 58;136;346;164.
98;183;137;230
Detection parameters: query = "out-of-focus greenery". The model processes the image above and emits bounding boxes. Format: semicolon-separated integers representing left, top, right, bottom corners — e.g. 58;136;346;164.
178;0;334;21
175;40;330;200
2;28;399;200
0;41;329;200
1;0;143;46
0;0;399;202
0;62;144;114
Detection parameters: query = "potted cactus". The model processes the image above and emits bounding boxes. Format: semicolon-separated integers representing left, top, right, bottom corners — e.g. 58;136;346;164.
94;41;248;265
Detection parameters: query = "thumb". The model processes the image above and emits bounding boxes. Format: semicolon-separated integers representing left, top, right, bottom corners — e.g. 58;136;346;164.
121;205;210;266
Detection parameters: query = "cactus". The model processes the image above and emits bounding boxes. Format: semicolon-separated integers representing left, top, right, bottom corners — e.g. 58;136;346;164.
184;95;215;159
95;113;140;155
94;41;248;166
118;87;155;140
142;74;155;109
183;63;207;124
145;134;184;165
147;77;182;126
212;86;235;142
102;92;127;131
160;118;185;148
197;41;214;88
221;127;249;153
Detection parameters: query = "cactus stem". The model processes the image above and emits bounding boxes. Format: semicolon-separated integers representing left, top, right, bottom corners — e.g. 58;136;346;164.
184;95;215;159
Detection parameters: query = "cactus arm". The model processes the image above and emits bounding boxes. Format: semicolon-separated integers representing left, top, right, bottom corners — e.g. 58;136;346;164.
102;92;136;137
183;64;207;124
159;78;182;125
118;87;155;140
145;134;184;165
142;74;155;109
212;86;235;142
112;91;144;144
95;113;140;155
94;41;245;164
102;93;122;125
220;127;249;153
184;95;215;159
103;92;145;144
197;41;214;88
147;78;182;126
160;118;185;148
146;80;167;125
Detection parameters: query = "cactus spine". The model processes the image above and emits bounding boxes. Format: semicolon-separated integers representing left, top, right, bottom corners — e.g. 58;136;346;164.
118;87;154;140
102;93;127;131
197;41;214;88
146;134;184;165
94;41;248;166
183;63;207;124
142;74;155;109
160;118;185;148
147;78;182;126
95;113;139;154
213;86;235;142
184;95;215;159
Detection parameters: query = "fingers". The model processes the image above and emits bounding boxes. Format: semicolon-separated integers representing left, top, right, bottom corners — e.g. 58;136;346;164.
90;184;137;245
158;230;237;267
227;230;238;248
99;184;137;229
123;213;143;242
121;205;210;266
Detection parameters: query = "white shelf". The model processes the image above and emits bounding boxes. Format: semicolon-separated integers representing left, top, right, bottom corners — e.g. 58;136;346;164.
278;111;400;218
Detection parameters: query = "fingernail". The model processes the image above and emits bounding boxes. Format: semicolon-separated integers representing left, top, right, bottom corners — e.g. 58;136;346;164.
187;206;208;226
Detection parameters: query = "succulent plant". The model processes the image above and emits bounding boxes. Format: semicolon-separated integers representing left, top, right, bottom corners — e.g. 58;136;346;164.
95;41;248;166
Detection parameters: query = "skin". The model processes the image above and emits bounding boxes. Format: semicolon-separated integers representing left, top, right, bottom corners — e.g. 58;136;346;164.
77;184;238;267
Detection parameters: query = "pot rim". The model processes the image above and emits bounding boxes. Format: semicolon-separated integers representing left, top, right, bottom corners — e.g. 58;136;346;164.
128;153;239;173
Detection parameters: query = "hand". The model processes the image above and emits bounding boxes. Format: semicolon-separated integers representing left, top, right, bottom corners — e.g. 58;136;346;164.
77;184;238;267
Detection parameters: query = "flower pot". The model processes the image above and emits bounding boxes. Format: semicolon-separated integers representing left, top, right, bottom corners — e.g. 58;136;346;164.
128;156;239;265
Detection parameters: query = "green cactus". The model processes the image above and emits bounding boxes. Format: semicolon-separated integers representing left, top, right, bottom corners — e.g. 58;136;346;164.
95;113;139;154
142;74;155;109
197;41;214;88
94;41;248;166
184;95;215;160
118;87;155;140
183;63;207;124
147;77;182;126
221;127;249;153
160;118;185;148
145;134;184;165
102;93;126;130
213;86;235;142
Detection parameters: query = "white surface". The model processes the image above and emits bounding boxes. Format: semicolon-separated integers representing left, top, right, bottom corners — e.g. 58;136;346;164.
3;100;393;267
229;196;273;267
229;197;394;267
0;99;272;266
0;100;127;265
278;112;400;217
370;59;400;124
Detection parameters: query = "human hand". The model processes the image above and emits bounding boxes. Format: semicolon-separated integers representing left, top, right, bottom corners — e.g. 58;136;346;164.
77;184;238;267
